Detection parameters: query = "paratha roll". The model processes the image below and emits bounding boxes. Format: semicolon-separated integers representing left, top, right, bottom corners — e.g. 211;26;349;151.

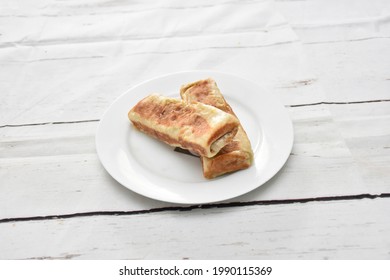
128;94;239;158
180;78;254;178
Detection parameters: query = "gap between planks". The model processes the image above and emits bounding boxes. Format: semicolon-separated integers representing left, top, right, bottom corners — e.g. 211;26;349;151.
1;99;390;129
1;193;389;224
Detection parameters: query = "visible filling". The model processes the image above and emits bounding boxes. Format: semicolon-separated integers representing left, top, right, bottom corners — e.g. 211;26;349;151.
132;121;207;156
210;129;236;153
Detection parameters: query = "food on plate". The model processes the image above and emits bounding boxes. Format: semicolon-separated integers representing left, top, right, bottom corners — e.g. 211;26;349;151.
128;93;239;158
180;78;253;178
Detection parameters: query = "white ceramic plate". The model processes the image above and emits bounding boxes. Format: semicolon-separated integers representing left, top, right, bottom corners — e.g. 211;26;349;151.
96;71;293;204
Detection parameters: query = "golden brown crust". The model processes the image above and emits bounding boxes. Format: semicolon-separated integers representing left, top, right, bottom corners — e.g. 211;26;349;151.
202;149;252;179
180;78;254;178
128;94;239;158
180;78;234;114
131;97;210;137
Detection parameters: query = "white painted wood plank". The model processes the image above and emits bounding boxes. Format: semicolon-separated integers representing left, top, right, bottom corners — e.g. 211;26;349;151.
1;198;389;259
276;0;390;103
0;39;316;126
276;0;390;43
1;35;314;125
0;0;284;46
2;103;389;218
0;0;322;125
330;102;390;189
2;33;388;125
1;0;388;123
303;39;390;103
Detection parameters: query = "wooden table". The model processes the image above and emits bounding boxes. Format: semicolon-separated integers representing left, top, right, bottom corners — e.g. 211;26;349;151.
1;0;389;259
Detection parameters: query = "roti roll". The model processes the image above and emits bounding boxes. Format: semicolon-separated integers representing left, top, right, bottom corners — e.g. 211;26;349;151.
128;94;239;158
180;78;254;179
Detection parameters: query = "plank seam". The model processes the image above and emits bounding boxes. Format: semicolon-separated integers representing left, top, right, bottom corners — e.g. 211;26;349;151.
1;193;389;224
288;99;390;108
1;99;390;129
0;119;100;128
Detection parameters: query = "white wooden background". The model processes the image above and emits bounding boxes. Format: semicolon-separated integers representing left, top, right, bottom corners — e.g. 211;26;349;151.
0;0;389;259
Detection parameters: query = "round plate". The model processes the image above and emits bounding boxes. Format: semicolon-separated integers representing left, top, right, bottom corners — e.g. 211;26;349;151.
96;71;293;204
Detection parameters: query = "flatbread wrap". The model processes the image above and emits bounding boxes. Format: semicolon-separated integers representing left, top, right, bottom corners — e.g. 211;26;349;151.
128;93;240;158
